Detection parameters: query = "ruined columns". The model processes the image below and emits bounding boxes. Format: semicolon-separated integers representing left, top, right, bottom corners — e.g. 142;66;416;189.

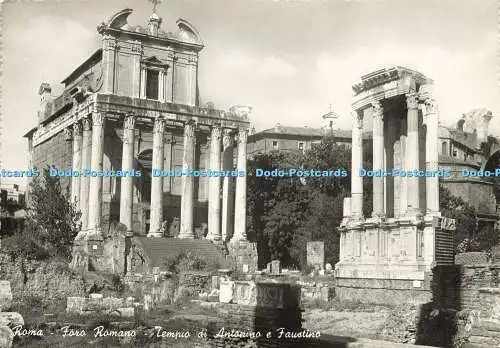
405;93;421;216
87;112;105;236
207;125;222;242
221;130;235;242
424;98;440;215
351;112;364;220
232;128;248;241
179;121;196;239
148;117;165;237
79;117;92;230
71;122;82;204
371;101;385;218
119;114;136;235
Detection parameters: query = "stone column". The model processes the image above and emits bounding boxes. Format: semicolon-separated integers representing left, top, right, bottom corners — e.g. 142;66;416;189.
371;101;385;218
102;35;117;94
231;128;248;241
424;98;440;215
87;112;105;236
405;93;421;217
207;125;222;242
221;130;235;242
79;117;92;230
351;111;364;220
148;117;165;237
119;114;136;236
399;117;408;216
179;122;196;239
71;122;82;204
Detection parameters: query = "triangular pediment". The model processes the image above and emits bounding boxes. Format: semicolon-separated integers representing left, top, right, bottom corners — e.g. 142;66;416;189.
141;56;169;67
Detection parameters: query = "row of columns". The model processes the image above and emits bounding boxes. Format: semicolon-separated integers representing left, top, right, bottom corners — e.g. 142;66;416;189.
350;94;440;220
70;113;248;242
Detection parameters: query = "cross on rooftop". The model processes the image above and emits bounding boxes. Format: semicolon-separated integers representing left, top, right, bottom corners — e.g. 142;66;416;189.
149;0;162;13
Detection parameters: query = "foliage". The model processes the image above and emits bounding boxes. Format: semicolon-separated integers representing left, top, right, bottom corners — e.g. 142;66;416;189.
2;167;81;261
162;251;216;273
247;137;373;268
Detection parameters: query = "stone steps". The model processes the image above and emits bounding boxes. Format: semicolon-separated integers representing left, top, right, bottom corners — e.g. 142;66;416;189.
133;237;231;269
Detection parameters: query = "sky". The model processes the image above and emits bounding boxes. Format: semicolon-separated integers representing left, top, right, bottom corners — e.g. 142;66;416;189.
1;0;499;187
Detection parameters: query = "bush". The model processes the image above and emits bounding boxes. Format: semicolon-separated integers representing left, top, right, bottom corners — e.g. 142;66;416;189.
3;167;81;262
162;251;209;274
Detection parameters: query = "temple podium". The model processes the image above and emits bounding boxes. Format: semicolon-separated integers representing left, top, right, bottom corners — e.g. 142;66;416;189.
334;67;456;305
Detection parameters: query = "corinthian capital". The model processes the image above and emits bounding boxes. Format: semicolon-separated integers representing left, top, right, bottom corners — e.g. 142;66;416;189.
406;93;419;110
222;129;234;148
124;113;136;130
153;117;165;134
237;128;248;144
211;125;222;140
82;117;92;131
372;100;383;121
423;98;438;115
352;111;363;129
92;112;105;126
64;127;73;141
73;122;82;137
184;121;196;138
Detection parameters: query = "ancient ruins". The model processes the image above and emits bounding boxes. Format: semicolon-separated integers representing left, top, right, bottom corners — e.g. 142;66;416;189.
335;67;457;304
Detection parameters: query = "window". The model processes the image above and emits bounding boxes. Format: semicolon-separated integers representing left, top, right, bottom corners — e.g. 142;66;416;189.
272;141;278;149
441;142;448;155
145;69;160;100
453;150;458;158
298;142;305;152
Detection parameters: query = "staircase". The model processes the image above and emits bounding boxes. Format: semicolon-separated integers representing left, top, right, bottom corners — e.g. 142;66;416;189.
132;237;232;269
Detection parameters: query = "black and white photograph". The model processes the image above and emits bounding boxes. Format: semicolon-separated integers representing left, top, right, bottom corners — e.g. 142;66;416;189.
0;0;499;347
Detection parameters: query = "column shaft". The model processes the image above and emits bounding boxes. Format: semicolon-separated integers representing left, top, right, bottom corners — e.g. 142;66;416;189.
87;112;105;236
406;93;421;216
371;101;385;217
179;122;196;239
119;114;136;235
71;122;82;204
424;99;440;215
351;111;364;219
79;118;92;230
232;129;248;241
399;117;408;216
207;125;222;241
148;117;165;237
221;130;235;242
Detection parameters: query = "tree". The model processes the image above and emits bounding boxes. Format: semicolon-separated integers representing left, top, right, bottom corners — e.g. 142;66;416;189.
2;167;81;261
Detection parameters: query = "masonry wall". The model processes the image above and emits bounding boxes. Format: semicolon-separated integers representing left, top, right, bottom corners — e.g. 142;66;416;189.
32;129;73;196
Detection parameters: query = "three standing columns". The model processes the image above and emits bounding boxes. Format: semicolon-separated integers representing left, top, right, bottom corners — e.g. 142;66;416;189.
351;92;440;220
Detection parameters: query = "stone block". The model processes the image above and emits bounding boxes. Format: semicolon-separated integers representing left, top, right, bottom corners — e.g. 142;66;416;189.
110;307;135;318
270;260;281;275
219;280;234;303
0;325;13;348
234;281;257;306
307;241;324;270
0;281;12;311
0;313;23;327
211;275;220;291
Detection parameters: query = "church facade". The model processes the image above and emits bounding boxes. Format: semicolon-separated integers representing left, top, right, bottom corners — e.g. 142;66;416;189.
24;9;251;243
